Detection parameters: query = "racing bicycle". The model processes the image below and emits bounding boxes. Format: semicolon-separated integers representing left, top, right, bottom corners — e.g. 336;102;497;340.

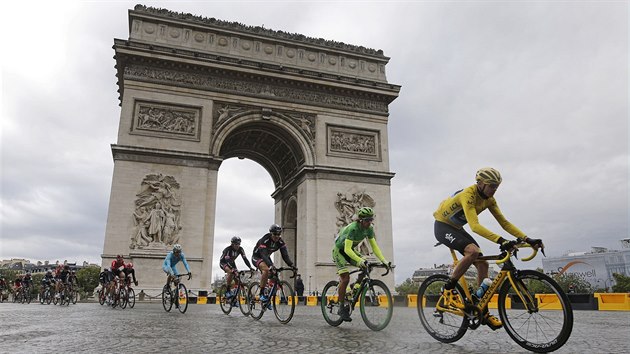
219;269;254;316
248;267;297;324
162;273;191;314
321;262;394;331
417;240;573;353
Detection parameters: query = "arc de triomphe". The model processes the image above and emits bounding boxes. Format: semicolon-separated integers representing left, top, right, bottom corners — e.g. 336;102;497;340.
102;5;401;292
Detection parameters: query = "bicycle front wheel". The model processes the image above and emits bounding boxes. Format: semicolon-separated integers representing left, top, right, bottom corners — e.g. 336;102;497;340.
218;284;232;315
248;282;264;320
72;289;78;304
321;280;344;327
119;288;128;309
127;288;135;308
273;280;296;324
359;279;393;331
177;283;188;314
162;284;173;312
498;270;573;353
238;282;251;317
417;274;468;343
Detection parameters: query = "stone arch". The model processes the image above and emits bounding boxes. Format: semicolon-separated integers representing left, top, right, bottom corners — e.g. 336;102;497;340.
211;110;315;188
102;6;400;292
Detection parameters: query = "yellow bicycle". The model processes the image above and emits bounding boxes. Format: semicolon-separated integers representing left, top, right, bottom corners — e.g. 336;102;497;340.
417;240;573;353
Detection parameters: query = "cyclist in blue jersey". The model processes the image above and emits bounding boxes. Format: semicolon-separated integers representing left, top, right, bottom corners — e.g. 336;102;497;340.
163;244;192;286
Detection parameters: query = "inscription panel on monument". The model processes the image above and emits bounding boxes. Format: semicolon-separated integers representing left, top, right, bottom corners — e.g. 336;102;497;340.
327;124;380;161
131;100;201;141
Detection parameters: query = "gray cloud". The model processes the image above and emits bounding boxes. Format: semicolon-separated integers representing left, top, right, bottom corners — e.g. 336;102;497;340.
1;1;627;285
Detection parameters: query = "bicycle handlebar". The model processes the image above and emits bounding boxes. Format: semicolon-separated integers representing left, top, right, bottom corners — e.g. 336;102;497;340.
497;240;539;264
367;262;393;276
271;267;298;279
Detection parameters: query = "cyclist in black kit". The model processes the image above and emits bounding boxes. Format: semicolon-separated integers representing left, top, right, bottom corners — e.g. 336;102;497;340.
220;236;254;297
252;224;297;303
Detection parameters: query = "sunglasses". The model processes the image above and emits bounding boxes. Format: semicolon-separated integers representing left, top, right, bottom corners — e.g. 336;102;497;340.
272;232;282;236
360;217;374;222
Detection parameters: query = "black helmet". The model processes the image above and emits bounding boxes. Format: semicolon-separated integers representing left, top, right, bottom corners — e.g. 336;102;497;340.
231;236;241;244
269;224;282;234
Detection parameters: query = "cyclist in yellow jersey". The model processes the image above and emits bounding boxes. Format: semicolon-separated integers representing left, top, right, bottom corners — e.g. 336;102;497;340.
434;167;543;330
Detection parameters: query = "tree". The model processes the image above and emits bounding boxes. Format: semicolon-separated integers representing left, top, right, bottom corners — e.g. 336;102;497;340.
76;266;100;296
395;278;419;296
611;273;630;293
552;273;594;294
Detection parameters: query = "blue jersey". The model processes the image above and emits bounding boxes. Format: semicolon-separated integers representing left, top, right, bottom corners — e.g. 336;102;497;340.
162;251;191;275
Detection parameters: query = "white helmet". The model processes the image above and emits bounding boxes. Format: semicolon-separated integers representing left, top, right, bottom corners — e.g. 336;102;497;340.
173;244;182;252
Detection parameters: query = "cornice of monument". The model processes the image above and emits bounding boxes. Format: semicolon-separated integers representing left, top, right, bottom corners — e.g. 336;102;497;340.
111;144;223;169
131;4;388;59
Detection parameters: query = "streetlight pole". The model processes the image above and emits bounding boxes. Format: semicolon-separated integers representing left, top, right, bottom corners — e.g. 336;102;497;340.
309;275;312;296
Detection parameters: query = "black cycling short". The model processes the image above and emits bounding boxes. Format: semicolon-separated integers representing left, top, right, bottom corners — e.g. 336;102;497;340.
434;221;480;256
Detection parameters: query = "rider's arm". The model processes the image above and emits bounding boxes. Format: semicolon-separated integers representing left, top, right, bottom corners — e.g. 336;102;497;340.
488;204;527;239
344;239;364;264
279;245;294;267
461;196;504;243
181;253;191;273
368;237;387;263
240;248;253;268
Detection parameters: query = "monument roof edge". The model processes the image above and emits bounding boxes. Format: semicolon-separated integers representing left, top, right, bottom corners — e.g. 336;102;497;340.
130;4;389;60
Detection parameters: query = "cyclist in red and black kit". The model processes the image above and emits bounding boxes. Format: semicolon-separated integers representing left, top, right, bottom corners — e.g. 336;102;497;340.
123;263;138;286
220;236;254;298
252;224;297;303
54;265;71;297
110;255;126;296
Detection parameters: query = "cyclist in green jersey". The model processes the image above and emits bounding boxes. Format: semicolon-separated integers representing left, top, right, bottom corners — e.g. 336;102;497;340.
434;167;544;329
332;207;389;322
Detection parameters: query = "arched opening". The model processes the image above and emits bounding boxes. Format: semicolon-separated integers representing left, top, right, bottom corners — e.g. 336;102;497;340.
212;158;274;283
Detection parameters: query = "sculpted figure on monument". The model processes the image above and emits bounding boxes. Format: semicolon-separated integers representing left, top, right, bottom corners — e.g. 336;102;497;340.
131;174;182;249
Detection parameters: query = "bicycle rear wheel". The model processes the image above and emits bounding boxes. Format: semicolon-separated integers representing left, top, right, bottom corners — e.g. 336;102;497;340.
119;287;128;309
359;279;393;331
321;280;344;327
98;288;105;305
273;280;296;324
248;282;265;320
127;288;135;308
162;284;173;312
177;283;188;314
417;274;468;343
238;282;251;317
219;284;232;315
498;270;573;353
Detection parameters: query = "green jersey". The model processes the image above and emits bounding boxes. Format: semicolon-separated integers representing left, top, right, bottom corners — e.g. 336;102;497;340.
334;221;375;250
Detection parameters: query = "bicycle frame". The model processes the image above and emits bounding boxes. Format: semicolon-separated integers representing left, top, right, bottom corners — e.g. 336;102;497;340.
346;263;390;311
438;243;539;316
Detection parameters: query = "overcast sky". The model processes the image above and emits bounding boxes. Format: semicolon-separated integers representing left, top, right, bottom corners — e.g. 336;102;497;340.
1;1;628;285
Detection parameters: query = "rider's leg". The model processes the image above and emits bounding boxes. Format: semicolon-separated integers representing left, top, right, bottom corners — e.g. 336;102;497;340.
473;259;489;286
258;262;269;296
338;272;350;303
447;243;481;289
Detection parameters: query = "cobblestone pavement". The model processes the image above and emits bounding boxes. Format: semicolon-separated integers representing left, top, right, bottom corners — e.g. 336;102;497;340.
1;302;628;353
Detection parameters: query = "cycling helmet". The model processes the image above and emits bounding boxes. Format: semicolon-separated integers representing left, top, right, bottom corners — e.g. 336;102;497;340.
231;236;241;244
46;270;52;274
116;254;123;259
173;244;182;252
475;167;502;185
357;207;375;219
269;224;282;234
125;263;134;269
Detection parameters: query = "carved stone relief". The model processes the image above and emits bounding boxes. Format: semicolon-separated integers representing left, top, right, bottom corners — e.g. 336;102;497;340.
327;125;380;160
124;65;388;114
334;191;376;254
130;174;182;250
132;101;201;141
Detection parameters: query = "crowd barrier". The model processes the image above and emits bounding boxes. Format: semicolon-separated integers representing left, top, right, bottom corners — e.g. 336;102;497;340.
406;293;629;311
145;291;628;311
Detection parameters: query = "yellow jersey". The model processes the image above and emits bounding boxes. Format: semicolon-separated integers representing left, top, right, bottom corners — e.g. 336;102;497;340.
433;184;526;243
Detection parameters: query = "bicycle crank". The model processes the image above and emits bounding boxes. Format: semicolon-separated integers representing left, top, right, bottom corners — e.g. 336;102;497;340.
464;304;482;329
